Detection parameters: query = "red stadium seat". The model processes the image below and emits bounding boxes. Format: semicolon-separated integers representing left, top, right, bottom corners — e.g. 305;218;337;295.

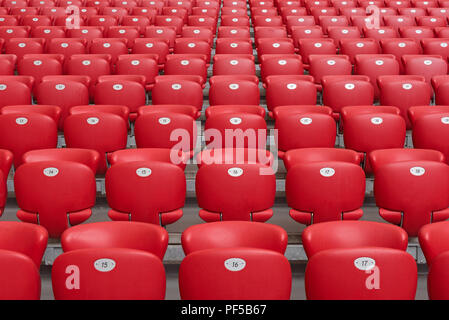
105;161;185;225
61;221;168;260
0;113;57;168
89;38;128;63
378;75;432;128
254;26;288;42
0;55;17;75
217;26;251;38
215;38;253;55
419;221;449;268
17;54;63;84
256;38;296;56
363;26;398;40
134;111;197;158
22;148;101;175
0;105;61;125
154;15;183;34
182;221;287;255
265;75;317;111
139;104;200;120
164;54;208;83
209;75;260;106
305;247;417;299
67;26;104;42
46;38;88;58
422;39;449;61
322;75;374;115
144;26;177;48
282;147;363;171
0;221;48;268
319;16;349;33
174;38;212;63
179;248;291;300
20;15;52;28
121;16;152;33
302;220;408;258
402;55;448;83
308;54;352;85
181;26;215;43
35;76;90;129
115;54;159;88
354;54;400;98
31;26;66;40
212;54;256;76
52;248;166;300
342;106;406;172
204;112;267;149
327;26;361;42
15;160;96;237
431;76;449;105
259;54;304;83
275;112;337;158
0;250;41;300
151;77;203;112
0;76;33;111
297;38;337;65
196;163;275;222
383;15;416;30
65;54;111;91
94;75;146;119
0;26;30;41
375;161;449;237
287;161;365;225
64;111;128;174
87;15;119;29
369;148;446;174
132;38;170;66
339;38;380;64
5;38;44;61
221;15;250;27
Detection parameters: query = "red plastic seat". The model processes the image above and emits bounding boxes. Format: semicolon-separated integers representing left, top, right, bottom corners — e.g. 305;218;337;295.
106;27;141;48
0;15;19;27
252;15;283;28
67;26;104;42
322;75;374;114
46;38;87;58
375;160;449;236
208;76;260;106
256;38;295;57
0;113;57;168
174;38;211;63
265;75;317;111
383;15;416;30
319;16;349;33
0;26;30;41
181;26;214;43
221;15;250;27
0;105;61;126
196;163;275;222
287;161;365;225
204;112;267;149
20;15;52;28
22;148;101;175
5;38;44;61
89;38;128;63
0;221;48;268
402;55;448;83
192;7;218;18
0;150;12;213
151;77;203;112
286;16;316;34
35;76;90;129
179;248;291;300
188;15;217;32
327;26;361;43
52;248;165;300
254;26;288;42
260;54;304;83
421;39;449;61
144;26;177;48
61;221;168;260
217;26;251;38
339;38;380;64
363;26;398;40
342;107;406;172
378;75;432;128
275;112;337;158
139;104;200;120
15;160;96;237
369;148;446;174
164;54;208;83
87;15;118;28
105;161;185;225
308;54;352;84
154;15;183;34
354;54;401;98
65;54;112;90
0;250;40;300
31;26;66;39
419;221;449;268
107;147;187;170
297;38;337;65
305;247;417;299
0;77;33;111
132;38;170;66
115;54;158;88
94;75;146;119
121;16;152;33
181;221;287;255
212;54;256;76
17;54;63;84
426;250;449;299
215;38;253;54
283;147;363;171
302;220;408;258
134;111;197;158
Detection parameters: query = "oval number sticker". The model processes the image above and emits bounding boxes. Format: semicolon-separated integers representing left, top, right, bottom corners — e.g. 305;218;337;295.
224;258;246;272
94;258;116;272
354;257;376;271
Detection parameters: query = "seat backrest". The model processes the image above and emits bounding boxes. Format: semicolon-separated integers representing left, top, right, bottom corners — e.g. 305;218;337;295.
374;160;449;236
302;220;408;258
107;148;187;170
419;221;449;267
182;221;288;255
14;160;96;237
52;248;166;300
0;249;41;300
305;247;417;300
286;161;365;224
283;147;363;170
105;161;186;225
195;163;275;221
179;248;291;300
0;221;48;267
61;221;168;260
